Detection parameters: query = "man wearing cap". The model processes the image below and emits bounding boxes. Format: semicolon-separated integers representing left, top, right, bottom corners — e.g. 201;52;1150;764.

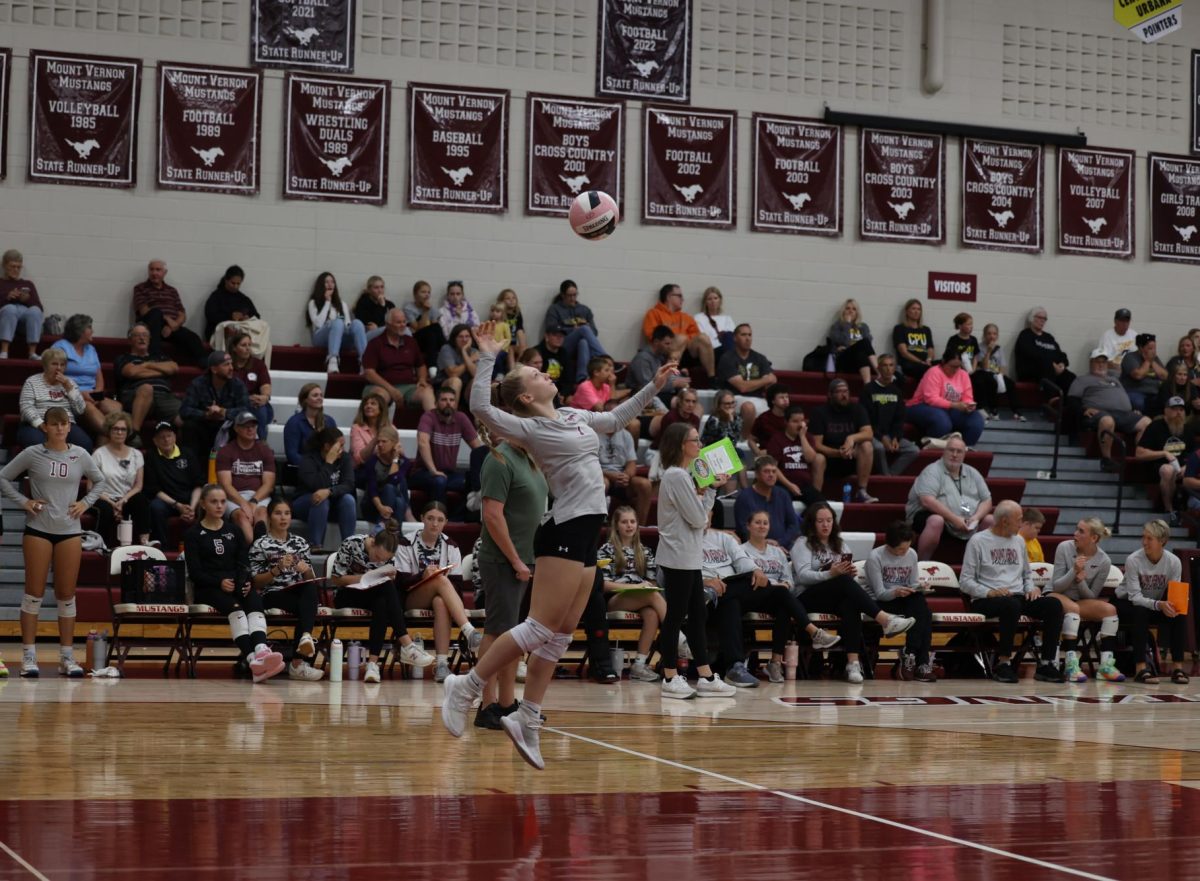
1099;308;1139;373
808;378;877;503
114;322;181;437
1120;333;1167;415
143;421;204;546
180;350;250;461
534;325;575;399
1134;396;1194;526
1068;349;1151;471
216;410;276;542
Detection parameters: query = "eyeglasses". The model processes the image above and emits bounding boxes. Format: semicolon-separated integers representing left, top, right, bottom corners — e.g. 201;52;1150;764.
109;426;128;433
684;437;701;444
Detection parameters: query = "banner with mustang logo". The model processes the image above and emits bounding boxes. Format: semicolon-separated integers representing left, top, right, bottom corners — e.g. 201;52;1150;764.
408;83;509;214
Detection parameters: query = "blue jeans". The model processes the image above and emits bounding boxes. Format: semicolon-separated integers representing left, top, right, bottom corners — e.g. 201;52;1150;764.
0;304;44;346
364;325;387;344
563;326;609;382
17;422;92;451
906;403;985;447
312;318;368;359
148;496;182;545
248;401;274;440
1126;390;1150;414
368;480;410;524
292;491;358;548
408;468;466;504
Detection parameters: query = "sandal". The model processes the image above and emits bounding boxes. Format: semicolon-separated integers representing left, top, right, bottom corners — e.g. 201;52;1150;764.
1134;668;1159;684
1171;669;1190;685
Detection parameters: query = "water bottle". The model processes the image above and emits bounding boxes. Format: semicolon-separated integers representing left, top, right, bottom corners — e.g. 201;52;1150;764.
411;634;425;680
842;482;853;503
117;518;133;547
348;641;362;680
330;639;344;682
86;630;97;672
95;631;108;670
784;640;799;681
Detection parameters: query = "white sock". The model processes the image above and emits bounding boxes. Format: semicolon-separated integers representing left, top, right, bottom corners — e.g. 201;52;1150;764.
255;643;268;655
1101;651;1115;665
23;644;35;660
59;645;74;660
436;653;448;664
460;622;476;637
635;653;648;665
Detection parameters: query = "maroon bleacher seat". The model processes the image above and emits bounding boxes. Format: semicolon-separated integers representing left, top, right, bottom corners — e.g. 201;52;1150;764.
865;475;1023;505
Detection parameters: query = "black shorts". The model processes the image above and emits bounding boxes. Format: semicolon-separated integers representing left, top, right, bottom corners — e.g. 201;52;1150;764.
533;514;606;565
24;527;81;546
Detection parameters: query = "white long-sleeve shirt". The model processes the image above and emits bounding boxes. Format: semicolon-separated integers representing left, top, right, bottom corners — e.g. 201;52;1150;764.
1116;548;1182;610
864;545;918;602
959;529;1032;599
20;374;86;427
741;541;792;589
307;299;353;331
1050;541;1111;601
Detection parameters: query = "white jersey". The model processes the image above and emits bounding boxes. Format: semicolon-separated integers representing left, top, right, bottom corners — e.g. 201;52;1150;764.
0;444;106;535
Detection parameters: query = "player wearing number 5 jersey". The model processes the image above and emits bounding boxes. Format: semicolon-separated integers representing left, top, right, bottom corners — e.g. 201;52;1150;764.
0;407;108;678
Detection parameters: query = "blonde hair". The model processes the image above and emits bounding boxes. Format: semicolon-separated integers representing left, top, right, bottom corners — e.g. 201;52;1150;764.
377;425;400;444
103;410;134;435
701;286;723;314
839;298;860;323
608;506;648;578
1079;517;1111;541
1143;519;1171;543
41;348;67;369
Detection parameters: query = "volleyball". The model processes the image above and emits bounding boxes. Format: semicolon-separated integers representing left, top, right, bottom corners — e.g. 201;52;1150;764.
568;190;619;240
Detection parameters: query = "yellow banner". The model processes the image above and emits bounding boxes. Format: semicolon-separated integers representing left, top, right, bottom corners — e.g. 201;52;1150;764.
1115;0;1183;42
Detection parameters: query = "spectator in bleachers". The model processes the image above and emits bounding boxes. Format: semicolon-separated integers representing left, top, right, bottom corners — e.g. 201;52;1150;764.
906;352;985;447
1067;349;1151;471
906;435;994;560
642;283;716;379
1114;519;1189;684
353;275;394;345
229;331;271;441
115;323;181;438
249;497;324;681
404;279;436;330
184;483;285;683
1161;360;1200;416
1168;334;1199;381
863;354;920;477
975;324;1024;422
1049;517;1125;684
363;425;412;525
350;390;390;469
1019;507;1046;562
596;506;666;683
143;421;202;546
0;249;43;360
204;265;271;362
1014;306;1075;395
809;378;876;503
700;390;749;490
307;271;368;375
1184;447;1200;516
215;411;275;543
572;356;631;413
180;351;249;461
90;411;149;546
362;308;437;416
749;384;790;455
436;323;480;402
543;280;609;385
959;500;1065;684
52;315;120;424
943;312;980;369
629;325;689;410
695;285;735;360
534;325;575;400
485;302;514;368
1120;333;1167;415
131;259;207;366
864;521;935;682
1099;308;1139;372
518;347;543;370
437;280;479;339
1134;397;1192;527
650;387;700;451
734;455;800;546
496;288;527;358
293;425;356;549
283;382;337;469
827;298;878;384
765;405;825;504
892;298;935;382
411;386;481;506
18;349;94;450
397;501;476;682
716;323;777;428
791;502;915;684
598;424;652;525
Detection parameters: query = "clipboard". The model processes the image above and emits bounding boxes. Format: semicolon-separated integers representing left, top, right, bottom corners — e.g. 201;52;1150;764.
611;585;662;596
403;564;455;592
689;437;744;488
340;565;399;590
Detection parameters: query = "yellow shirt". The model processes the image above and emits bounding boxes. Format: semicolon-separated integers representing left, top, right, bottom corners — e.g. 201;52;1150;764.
1025;537;1044;563
493;322;512;347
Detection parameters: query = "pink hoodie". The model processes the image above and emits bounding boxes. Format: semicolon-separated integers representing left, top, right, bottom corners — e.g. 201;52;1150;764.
907;364;975;408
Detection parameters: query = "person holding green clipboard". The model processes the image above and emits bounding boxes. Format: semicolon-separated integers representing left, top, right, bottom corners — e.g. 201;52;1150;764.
597;506;666;683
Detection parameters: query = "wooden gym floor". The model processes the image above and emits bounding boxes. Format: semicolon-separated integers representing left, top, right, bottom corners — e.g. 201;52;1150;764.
1;662;1199;880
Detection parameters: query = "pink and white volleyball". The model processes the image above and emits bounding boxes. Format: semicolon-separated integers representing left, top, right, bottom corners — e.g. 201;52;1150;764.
568;190;619;240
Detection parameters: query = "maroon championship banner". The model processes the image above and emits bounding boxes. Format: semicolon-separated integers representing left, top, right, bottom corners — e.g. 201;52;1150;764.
0;49;10;180
284;73;388;204
751;115;841;236
1057;147;1135;259
408;83;508;214
28;51;140;188
1193;50;1200;155
526;94;623;217
596;0;691;104
251;0;354;73
642;105;735;229
157;63;262;195
960;138;1043;254
860;128;944;244
1149;153;1200;264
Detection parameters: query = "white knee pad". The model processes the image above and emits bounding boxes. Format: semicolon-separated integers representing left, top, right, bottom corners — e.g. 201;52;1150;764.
1061;612;1080;639
57;597;77;619
509;617;554;653
20;594;43;615
247;611;267;635
531;631;573;663
228;610;249;641
1100;615;1119;637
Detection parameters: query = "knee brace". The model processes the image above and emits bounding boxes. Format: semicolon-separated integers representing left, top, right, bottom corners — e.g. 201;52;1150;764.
247;611;267;636
57;596;77;619
1061;611;1080;639
1100;615;1119;637
509;616;554;653
532;631;573;663
228;610;249;641
20;593;43;616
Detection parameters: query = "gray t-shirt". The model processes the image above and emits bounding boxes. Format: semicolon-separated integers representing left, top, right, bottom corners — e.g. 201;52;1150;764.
906;460;991;525
627;347;665;390
655;466;716;570
1120;351;1165;397
865;545;918;602
699;529;756;580
1116;547;1183;609
1050;540;1111;601
959;529;1032;599
1067;373;1133;413
597;429;636;474
741;541;792;589
0;444;105;535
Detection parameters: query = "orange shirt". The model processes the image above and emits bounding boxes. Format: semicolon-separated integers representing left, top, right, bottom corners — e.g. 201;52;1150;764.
642;303;699;341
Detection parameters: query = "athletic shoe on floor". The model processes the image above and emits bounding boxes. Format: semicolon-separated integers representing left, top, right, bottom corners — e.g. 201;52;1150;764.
441;673;478;737
695;673;737;697
363;660;381;683
882;615;915;637
589;667;619;684
466;629;484;655
810;628;840;650
398;641;434;667
677;633;692;661
845;660;864;684
1098;660;1126;682
0;659;7;678
992;661;1019;683
297;633;316;658
434;659;451;683
725;661;759;688
474;702;505;730
249;647;285;683
897;653;916;682
20;657;38;679
661;675;696;700
59;658;85;678
629;660;660;682
1035;662;1066;683
289;661;325;681
854;488;879;504
501;707;545;771
915;663;938;683
1064;657;1088;683
766;659;785;683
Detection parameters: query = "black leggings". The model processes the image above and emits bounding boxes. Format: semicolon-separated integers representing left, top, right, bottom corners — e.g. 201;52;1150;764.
717;574;811;661
1113;598;1187;663
970;595;1063;662
93;494;150;546
263;583;319;650
798;576;881;654
878;593;933;664
195;582;266;656
970;371;1020;415
335;584;408;656
835;339;875;373
659;566;709;670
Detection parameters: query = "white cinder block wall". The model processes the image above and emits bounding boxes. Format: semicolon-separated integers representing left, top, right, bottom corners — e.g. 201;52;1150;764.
1;0;1198;370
